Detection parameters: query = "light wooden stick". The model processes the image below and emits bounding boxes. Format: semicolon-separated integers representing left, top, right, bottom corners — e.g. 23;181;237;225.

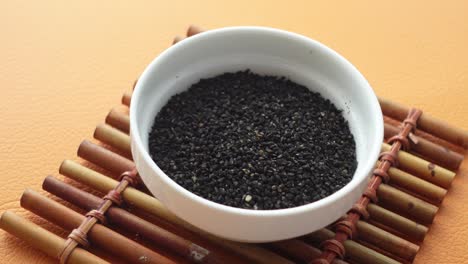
77;140;430;240
21;189;176;264
379;97;468;149
173;36;184;44
0;211;107;264
377;184;438;224
356;221;419;260
306;228;399;264
384;123;463;170
379;162;447;204
367;203;427;242
381;143;455;188
59;161;293;264
94;123;132;158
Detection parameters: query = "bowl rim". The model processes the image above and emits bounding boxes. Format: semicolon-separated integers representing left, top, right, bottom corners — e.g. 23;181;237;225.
130;26;384;218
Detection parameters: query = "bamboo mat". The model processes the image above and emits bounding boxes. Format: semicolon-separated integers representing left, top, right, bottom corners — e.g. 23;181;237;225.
1;27;467;264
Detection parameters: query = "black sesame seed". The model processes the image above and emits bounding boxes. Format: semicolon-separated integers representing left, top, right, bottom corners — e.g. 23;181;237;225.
149;70;357;210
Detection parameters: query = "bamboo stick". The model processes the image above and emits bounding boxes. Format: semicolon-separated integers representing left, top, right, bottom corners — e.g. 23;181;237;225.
77;140;429;240
0;211;107;264
43;175;246;264
354;240;407;264
367;203;427;242
305;229;399;264
173;36;184;44
78;140;133;175
381;143;455;188
20;189;176;264
58;161;293;264
269;239;348;264
105;108;130;134
379;162;447;204
355;221;419;260
378;97;468;149
94;123;131;157
187;25;204;37
384;123;463;170
122;91;132;107
377;184;438;224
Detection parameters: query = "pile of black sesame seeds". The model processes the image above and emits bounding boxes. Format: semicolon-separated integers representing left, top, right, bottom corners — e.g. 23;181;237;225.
149;70;357;210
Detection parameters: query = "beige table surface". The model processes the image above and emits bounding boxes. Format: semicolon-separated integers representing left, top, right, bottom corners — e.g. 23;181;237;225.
1;1;467;263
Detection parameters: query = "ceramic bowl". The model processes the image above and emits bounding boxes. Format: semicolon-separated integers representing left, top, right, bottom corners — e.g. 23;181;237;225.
130;26;383;242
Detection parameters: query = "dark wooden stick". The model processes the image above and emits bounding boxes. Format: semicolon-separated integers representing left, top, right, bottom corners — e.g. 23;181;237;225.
187;25;204;37
78;140;133;175
122;91;131;107
105;108;130;134
20;189;176;264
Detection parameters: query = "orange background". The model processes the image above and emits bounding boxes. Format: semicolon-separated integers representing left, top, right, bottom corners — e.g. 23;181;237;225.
1;1;468;263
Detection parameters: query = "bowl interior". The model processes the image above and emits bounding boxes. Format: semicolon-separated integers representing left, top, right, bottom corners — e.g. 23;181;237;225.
133;27;382;203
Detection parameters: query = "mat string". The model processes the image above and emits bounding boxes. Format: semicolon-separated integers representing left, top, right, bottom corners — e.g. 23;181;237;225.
58;168;140;263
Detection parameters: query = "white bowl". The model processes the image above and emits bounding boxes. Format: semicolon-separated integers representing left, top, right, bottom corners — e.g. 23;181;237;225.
130;26;383;242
